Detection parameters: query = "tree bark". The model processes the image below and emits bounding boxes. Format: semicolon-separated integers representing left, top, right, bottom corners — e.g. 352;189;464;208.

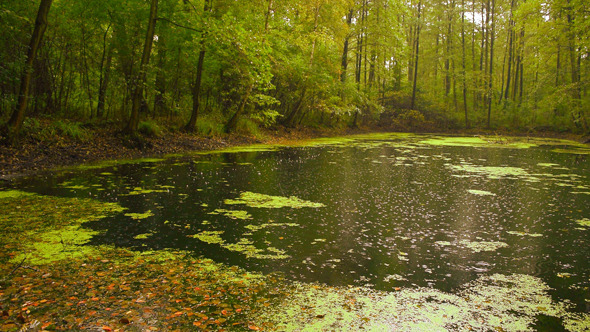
125;0;158;134
4;0;53;143
410;0;422;110
185;0;211;132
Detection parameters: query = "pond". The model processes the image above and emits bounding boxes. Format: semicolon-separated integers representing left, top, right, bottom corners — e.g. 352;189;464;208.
2;133;590;330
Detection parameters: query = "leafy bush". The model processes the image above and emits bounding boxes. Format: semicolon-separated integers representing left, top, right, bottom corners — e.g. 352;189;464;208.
138;121;163;137
197;114;225;136
53;121;90;141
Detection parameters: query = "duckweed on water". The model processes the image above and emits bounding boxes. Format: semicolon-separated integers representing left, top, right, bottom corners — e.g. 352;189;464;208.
124;210;154;220
576;218;590;227
190;231;289;259
458;239;509;253
0;192;126;265
208;208;252;220
467;189;496;196
225;191;325;209
190;230;225;244
0;190;35;199
255;274;589;331
507;231;543;237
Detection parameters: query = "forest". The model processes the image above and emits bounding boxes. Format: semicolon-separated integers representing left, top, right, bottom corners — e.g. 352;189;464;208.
1;0;589;144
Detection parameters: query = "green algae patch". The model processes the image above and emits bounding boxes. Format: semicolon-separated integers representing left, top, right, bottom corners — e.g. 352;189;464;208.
124;187;169;195
507;231;543;237
458;239;508;253
12;225;102;265
575;218;590;227
124;210;154;220
208;208;252;220
190;231;289;259
133;232;154;239
244;222;299;232
0;193;126;265
225;191;325;209
190;230;225;244
467;189;496;196
449;163;529;179
254;274;589;331
552;148;590;155
419;136;537;149
223;238;290;260
0;190;35;200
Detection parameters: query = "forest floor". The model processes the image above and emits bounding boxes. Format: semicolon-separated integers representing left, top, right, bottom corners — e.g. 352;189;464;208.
0;123;587;180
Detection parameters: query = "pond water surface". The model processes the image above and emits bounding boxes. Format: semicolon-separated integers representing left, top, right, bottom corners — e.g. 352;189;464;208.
4;133;590;330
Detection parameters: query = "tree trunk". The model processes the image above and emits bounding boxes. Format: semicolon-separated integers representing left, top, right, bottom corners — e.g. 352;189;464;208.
124;0;158;134
487;0;495;128
461;0;469;128
185;0;211;132
4;0;53;143
225;84;253;133
410;0;422;110
97;23;113;118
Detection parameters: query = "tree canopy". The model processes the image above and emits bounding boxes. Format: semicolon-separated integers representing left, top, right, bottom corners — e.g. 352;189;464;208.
1;0;588;142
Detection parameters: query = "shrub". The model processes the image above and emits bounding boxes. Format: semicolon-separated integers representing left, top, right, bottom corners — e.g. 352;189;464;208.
138;121;163;137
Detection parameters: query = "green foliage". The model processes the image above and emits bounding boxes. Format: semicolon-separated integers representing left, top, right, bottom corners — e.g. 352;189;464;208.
138;120;163;137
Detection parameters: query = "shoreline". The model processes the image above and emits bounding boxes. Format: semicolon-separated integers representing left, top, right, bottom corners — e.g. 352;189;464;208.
1;126;587;180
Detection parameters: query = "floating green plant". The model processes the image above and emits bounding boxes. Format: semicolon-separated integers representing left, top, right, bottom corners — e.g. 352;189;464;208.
0;190;35;200
507;231;543;237
124;187;169;195
189;231;225;244
124;210;154;220
467;189;496;196
458;239;508;253
189;231;289;259
253;274;589;331
575;218;590;227
225;191;325;209
208;209;252;220
0;192;126;265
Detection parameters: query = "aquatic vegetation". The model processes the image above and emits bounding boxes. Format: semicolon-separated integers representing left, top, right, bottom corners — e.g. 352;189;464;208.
0;192;126;265
0;190;35;199
254;274;590;331
551;148;590;155
190;230;225;244
124;187;169;195
124;210;154;220
225;191;325;209
208;208;252;220
507;231;543;237
419;136;538;149
190;231;289;259
244;222;299;232
458;239;508;253
467;189;496;196
448;163;529;178
133;232;154;239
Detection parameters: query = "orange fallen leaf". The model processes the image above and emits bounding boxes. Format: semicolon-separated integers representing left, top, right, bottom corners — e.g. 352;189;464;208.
102;326;112;332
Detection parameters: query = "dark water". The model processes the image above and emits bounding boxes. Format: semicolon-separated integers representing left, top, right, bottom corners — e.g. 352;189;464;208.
7;134;590;312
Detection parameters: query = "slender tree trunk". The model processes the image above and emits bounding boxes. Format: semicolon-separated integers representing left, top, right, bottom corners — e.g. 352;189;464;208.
340;10;354;82
461;0;469;128
185;0;211;132
410;0;422;110
125;0;158;134
4;0;53;142
153;27;168;116
225;84;253;133
487;0;495;128
97;43;113;119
